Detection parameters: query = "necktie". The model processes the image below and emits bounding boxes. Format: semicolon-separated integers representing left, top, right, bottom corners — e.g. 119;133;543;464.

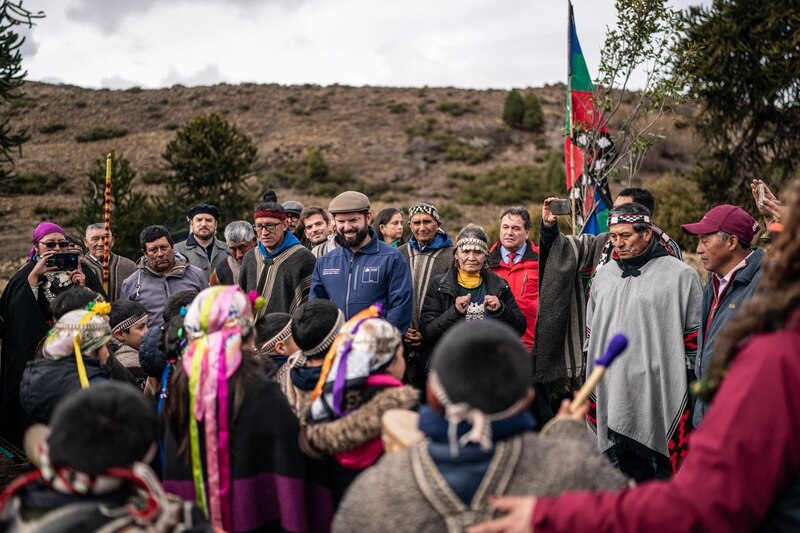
506;251;516;265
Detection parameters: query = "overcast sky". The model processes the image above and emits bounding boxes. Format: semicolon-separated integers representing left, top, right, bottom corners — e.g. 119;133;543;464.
20;0;707;90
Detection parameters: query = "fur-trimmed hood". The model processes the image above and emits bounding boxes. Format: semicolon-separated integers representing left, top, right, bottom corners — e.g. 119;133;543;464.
305;385;419;456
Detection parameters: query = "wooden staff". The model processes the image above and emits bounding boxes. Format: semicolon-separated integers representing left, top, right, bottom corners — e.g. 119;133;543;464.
570;333;628;413
103;152;112;294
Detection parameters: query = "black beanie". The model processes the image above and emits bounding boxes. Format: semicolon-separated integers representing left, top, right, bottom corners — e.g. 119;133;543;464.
430;320;531;413
292;300;342;359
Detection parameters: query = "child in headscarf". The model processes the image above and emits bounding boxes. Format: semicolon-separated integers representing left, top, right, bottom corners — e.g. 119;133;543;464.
301;306;419;498
161;285;331;532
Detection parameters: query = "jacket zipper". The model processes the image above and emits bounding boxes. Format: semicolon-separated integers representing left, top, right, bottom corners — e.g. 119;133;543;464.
520;273;528;297
346;254;355;317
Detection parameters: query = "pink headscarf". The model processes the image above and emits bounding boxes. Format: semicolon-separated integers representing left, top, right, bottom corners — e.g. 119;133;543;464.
29;221;66;261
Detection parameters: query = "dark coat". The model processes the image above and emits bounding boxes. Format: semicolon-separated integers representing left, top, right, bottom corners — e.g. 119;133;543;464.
19;358;110;424
419;267;527;348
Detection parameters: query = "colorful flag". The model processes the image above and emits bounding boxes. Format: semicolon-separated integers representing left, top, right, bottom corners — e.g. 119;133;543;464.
565;1;612;235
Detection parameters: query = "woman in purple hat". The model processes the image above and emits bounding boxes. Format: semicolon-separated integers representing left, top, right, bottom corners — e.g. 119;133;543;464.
0;222;104;445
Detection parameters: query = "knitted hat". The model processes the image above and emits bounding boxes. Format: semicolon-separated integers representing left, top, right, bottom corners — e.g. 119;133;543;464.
429;320;531;455
292;300;345;359
310;308;400;422
256;312;293;354
329;191;370;214
408;202;440;223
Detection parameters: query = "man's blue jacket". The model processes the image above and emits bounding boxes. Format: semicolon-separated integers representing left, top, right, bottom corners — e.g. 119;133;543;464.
310;227;413;333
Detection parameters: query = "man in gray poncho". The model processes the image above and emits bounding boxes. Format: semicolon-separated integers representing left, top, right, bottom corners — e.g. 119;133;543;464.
585;202;701;482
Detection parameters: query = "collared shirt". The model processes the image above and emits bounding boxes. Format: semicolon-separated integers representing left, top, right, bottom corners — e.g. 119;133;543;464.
500;243;526;265
712;250;753;300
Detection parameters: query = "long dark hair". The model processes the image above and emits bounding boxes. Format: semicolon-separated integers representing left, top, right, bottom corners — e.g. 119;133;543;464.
373;208;404;245
701;181;800;402
165;333;261;458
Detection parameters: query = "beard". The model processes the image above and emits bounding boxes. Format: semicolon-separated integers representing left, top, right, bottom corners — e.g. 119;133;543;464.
335;225;370;249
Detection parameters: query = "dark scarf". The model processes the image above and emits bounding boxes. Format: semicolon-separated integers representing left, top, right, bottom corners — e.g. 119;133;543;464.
417;405;536;444
613;236;669;278
290;365;322;391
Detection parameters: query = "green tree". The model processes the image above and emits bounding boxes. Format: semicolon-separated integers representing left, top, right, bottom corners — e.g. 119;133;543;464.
582;0;690;184
0;1;43;181
160;113;257;225
648;175;711;252
502;89;525;128
522;93;545;132
69;154;152;259
676;0;800;208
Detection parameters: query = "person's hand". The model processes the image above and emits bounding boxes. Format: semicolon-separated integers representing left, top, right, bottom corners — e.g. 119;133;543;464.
455;295;471;314
403;328;423;348
484;295;502;313
751;179;783;223
542;197;559;227
27;250;58;286
69;263;86;287
556;398;588;424
466;496;537;533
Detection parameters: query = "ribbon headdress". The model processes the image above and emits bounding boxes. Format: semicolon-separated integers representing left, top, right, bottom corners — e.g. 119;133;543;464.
181;285;253;531
43;305;113;388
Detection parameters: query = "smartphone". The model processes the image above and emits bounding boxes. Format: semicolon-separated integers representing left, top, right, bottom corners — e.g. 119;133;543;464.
45;252;79;271
550;199;572;216
757;182;766;209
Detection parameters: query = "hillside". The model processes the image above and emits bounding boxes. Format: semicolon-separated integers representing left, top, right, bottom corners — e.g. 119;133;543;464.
0;81;698;283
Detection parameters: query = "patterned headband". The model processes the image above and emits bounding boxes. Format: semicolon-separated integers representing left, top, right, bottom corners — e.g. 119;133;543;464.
111;313;148;334
258;320;292;354
254;210;286;221
608;214;651;226
304;310;345;358
408;203;440;222
456;237;489;255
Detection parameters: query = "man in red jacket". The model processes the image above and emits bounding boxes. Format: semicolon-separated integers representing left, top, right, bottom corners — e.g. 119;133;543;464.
488;207;539;351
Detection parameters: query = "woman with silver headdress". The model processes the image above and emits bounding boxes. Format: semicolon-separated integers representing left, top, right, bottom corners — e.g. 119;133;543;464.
420;225;526;352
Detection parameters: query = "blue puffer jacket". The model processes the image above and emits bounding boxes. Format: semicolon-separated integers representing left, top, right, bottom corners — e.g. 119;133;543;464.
310;227;413;333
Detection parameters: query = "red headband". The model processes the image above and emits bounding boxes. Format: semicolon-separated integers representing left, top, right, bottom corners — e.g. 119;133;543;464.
254;210;286;221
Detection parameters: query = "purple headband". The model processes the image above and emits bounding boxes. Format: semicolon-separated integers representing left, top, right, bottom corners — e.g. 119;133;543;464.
29;221;66;261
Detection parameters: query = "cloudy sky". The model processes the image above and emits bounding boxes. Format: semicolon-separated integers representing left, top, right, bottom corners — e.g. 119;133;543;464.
20;0;706;90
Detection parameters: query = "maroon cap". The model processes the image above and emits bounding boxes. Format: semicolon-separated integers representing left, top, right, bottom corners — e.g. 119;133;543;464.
681;204;760;242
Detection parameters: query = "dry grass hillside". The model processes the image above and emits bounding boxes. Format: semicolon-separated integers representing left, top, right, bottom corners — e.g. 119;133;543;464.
0;81;699;284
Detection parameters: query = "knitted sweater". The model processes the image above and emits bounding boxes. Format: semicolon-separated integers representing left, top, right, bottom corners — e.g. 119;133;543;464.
333;420;628;532
238;238;315;320
398;235;454;328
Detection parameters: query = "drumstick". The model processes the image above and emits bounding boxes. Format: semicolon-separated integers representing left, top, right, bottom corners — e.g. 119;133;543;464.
570;333;628;413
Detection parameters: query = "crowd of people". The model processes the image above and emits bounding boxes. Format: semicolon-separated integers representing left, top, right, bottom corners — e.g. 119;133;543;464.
0;177;794;532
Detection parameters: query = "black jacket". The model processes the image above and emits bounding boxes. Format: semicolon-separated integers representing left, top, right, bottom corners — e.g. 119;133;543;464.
19;357;135;425
419;267;526;348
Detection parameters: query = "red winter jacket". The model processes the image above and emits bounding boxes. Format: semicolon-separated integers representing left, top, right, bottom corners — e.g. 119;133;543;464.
488;241;539;350
532;308;800;532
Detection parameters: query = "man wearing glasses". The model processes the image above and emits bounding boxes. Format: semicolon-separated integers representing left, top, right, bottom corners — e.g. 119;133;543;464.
238;200;316;319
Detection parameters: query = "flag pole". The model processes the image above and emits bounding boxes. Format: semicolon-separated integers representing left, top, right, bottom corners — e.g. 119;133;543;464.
567;0;577;235
103;153;112;294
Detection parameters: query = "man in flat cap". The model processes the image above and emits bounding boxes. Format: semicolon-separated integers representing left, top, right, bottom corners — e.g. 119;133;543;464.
681;204;764;426
310;190;413;333
175;203;230;282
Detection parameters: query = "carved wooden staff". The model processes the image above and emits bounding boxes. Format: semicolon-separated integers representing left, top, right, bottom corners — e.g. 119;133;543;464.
102;152;112;294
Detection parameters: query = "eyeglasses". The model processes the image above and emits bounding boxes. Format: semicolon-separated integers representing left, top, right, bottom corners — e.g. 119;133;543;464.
40;240;70;249
254;222;281;233
286;214;300;221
